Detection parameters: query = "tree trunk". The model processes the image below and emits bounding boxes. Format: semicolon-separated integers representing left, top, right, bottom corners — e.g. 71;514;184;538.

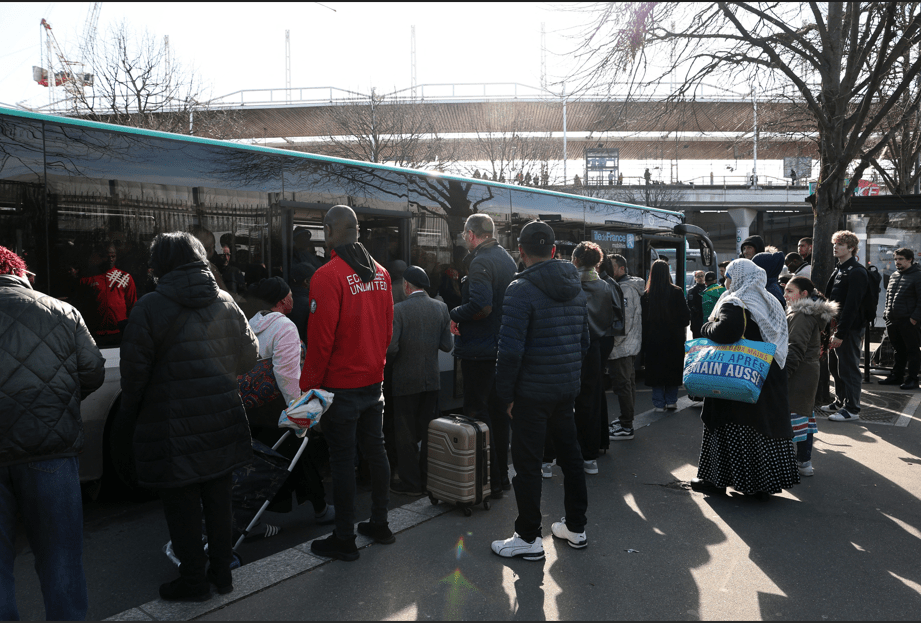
811;173;850;293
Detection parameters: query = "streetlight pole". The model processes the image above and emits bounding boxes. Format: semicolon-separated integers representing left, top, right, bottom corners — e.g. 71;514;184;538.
562;82;567;186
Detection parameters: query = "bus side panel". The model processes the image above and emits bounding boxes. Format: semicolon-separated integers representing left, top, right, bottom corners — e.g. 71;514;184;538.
78;349;122;482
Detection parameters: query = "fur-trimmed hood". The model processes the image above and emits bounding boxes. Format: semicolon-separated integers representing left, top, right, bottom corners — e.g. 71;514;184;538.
787;295;839;323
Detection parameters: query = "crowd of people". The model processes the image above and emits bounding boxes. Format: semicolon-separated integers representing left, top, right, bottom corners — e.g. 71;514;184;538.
6;208;921;616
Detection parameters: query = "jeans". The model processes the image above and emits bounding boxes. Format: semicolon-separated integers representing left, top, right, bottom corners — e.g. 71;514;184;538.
574;339;603;460
511;396;587;541
609;356;637;427
829;326;866;413
393;390;439;491
651;386;679;408
321;383;390;538
886;318;921;381
461;359;510;491
160;473;233;588
796;434;814;463
0;456;87;621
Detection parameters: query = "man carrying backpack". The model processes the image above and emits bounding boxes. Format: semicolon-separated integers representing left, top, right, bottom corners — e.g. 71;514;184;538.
820;230;870;422
881;247;921;390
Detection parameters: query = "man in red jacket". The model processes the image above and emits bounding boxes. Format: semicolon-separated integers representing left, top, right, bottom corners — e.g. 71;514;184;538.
300;205;394;561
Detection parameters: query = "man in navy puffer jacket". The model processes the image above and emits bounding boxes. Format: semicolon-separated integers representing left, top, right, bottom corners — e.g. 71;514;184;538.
491;221;590;561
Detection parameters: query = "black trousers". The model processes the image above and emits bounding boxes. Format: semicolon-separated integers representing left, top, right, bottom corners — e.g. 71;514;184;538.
574;339;603;460
887;317;921;381
393;390;440;490
511;396;587;541
160;473;234;587
461;358;510;491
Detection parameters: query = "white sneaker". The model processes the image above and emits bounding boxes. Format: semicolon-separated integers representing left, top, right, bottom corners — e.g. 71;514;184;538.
666;403;678;411
551;517;587;549
654;407;666;413
817;402;840;414
541;462;553;479
797;461;814;477
583;460;598;475
491;533;545;560
828;409;860;422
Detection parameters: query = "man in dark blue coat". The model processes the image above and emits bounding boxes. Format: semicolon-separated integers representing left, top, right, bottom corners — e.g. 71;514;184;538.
490;221;590;561
450;214;517;498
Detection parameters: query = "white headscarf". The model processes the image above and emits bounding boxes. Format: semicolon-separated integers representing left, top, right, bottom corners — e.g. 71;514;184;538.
709;258;788;369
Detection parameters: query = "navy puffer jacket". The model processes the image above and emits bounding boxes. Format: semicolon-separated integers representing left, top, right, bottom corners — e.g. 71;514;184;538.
753;251;786;307
495;259;589;403
450;239;517;361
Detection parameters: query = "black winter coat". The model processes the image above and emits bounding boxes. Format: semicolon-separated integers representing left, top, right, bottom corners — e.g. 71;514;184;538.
700;305;793;439
495;259;589;404
884;263;921;323
450;239;517;361
120;261;258;489
687;283;706;337
0;274;105;467
826;256;869;338
641;287;690;387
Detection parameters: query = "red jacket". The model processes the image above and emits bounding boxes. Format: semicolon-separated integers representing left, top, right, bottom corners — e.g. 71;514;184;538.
300;250;393;391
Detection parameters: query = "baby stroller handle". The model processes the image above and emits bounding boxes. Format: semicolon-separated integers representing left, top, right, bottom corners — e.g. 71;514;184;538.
233;433;310;552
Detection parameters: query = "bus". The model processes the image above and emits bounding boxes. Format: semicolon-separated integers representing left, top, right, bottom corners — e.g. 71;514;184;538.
0;106;716;488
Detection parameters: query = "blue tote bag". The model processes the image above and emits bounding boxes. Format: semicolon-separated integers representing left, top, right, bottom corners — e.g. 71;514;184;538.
683;311;776;404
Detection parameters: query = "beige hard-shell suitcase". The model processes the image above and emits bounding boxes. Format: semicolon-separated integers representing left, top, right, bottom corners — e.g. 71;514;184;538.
426;415;491;515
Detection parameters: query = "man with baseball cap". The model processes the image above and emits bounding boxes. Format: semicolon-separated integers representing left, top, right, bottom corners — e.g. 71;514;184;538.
491;221;590;561
387;266;453;495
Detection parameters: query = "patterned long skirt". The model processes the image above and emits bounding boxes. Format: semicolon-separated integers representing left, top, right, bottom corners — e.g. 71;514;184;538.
697;423;800;494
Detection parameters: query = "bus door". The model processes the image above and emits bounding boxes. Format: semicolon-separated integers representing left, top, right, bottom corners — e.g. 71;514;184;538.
277;200;412;280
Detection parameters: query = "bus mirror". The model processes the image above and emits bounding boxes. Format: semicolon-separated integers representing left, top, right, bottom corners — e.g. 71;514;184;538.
699;243;713;266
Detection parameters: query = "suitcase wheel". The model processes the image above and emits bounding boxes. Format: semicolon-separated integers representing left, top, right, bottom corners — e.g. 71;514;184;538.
463;506;473;517
429;494;438;506
483;500;491;511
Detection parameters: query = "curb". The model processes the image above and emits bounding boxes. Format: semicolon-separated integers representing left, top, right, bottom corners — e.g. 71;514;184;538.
104;497;452;621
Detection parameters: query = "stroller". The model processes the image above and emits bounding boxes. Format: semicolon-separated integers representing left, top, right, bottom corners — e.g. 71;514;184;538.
164;389;332;568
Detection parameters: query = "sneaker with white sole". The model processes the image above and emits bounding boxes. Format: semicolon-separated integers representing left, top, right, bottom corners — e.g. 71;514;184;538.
314;504;336;525
609;423;634;440
828;408;859;422
583;460;598;475
797;461;814;477
654;407;666;413
550;517;587;549
541;462;553;479
491;533;545;560
666;403;678;411
817;402;840;414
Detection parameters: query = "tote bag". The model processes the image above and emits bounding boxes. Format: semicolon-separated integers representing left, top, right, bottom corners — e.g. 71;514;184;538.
683;309;776;404
238;359;280;409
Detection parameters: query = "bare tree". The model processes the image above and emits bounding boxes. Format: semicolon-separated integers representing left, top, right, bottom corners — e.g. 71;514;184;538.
315;90;456;170
570;2;921;287
74;21;240;139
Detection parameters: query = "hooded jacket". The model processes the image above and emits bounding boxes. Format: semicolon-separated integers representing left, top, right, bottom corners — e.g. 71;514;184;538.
786;295;839;416
610;275;644;359
495;259;589;403
753;251;786;307
299;244;393;391
450;238;517;361
249;311;302;405
825;256;869;338
740;235;766;256
884;263;921;323
579;267;615;339
120;261;258;489
0;274;105;468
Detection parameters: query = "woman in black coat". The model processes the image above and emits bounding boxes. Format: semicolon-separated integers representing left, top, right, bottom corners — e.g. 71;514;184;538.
120;232;258;601
691;259;799;497
641;260;690;410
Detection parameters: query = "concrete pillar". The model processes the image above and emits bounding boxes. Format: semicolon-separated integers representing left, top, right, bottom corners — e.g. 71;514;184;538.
728;207;758;256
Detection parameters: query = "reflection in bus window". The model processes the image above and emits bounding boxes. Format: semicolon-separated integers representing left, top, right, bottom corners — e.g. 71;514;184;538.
75;242;137;347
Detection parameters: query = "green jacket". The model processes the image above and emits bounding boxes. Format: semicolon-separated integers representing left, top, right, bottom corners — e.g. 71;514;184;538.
701;284;726;322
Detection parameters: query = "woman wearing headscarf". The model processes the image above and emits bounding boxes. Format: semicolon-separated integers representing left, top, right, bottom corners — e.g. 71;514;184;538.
641;260;690;411
691;259;800;497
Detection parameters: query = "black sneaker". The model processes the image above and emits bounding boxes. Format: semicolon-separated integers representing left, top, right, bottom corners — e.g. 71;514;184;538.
389;480;423;496
609;423;634;440
878;375;904;385
900;379;919;390
159;577;211;602
357;520;396;544
310;533;359;562
206;569;233;595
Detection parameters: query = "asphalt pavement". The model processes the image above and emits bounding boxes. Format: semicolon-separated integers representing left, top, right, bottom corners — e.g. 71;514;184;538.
14;379;921;621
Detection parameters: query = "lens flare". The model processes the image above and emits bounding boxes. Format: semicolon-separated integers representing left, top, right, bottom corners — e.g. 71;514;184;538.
439;567;478;619
455;536;466;560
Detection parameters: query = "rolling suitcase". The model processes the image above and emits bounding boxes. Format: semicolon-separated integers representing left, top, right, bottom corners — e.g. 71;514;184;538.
426;414;491;516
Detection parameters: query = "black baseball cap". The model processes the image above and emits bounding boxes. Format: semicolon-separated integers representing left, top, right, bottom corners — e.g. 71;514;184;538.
402;265;430;289
518;220;555;247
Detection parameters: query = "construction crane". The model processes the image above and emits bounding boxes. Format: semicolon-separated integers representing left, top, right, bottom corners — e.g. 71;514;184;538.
80;3;102;63
33;12;97;110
